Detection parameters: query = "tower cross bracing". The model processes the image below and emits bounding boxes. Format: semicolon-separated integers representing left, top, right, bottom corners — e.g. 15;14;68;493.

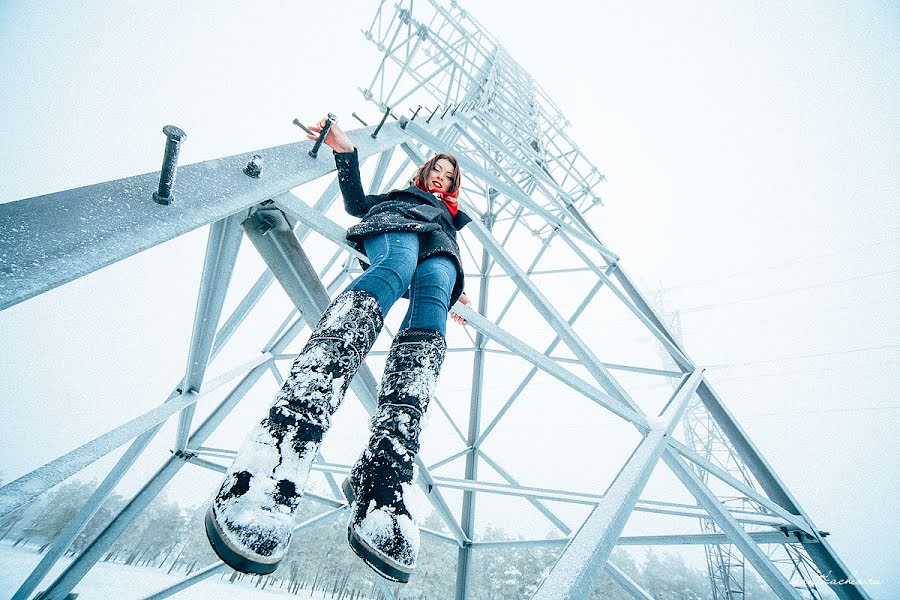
0;1;870;599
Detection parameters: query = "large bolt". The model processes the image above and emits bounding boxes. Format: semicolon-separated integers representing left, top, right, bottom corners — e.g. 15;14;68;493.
152;125;186;205
309;113;337;158
371;107;391;139
292;117;313;136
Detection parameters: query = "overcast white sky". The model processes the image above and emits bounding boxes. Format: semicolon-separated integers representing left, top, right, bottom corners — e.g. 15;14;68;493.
1;1;898;598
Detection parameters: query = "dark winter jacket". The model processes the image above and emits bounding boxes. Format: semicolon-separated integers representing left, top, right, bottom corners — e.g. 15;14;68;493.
334;148;473;307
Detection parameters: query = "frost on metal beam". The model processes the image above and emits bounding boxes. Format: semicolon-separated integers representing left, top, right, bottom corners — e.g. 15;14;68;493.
0;353;271;520
664;451;804;600
530;370;703;600
453;304;646;428
0;115;460;311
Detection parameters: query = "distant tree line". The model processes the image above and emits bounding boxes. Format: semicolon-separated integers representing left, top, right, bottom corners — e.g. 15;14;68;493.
0;476;785;599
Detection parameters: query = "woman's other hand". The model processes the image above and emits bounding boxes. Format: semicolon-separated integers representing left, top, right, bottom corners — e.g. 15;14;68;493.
306;117;355;153
451;293;472;326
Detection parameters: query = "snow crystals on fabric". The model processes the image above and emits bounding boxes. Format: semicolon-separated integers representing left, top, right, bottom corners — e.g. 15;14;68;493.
401;480;429;525
357;505;419;567
211;289;385;560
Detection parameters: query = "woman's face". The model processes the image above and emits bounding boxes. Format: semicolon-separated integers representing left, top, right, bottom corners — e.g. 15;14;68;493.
428;158;455;193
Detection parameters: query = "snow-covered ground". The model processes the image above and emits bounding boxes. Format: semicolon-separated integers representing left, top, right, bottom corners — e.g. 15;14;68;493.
0;542;365;600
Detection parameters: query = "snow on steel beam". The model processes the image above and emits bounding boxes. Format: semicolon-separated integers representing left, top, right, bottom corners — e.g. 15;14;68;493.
0;352;272;521
141;562;229;600
0;114;460;311
616;532;819;547
174;213;244;452
664;451;805;600
530;369;703;600
452;303;646;429
39;319;305;598
606;565;657;600
691;379;873;600
666;439;814;536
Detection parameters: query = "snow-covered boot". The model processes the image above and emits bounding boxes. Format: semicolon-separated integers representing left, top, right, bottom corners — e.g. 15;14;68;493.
343;327;446;583
206;289;383;574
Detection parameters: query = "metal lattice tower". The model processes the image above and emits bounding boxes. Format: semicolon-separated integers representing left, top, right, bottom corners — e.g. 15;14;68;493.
0;1;872;599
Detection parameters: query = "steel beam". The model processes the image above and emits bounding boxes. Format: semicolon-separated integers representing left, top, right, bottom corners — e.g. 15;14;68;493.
555;232;694;372
478;450;571;535
530;370;703;600
35;361;272;599
174;213;245;451
455;225;492;600
463;219;642;418
452;304;645;427
475;276;609;447
141;563;228;600
402;120;618;260
606;563;657;600
0;114;460;311
664;451;804;600
667;439;813;536
692;379;872;600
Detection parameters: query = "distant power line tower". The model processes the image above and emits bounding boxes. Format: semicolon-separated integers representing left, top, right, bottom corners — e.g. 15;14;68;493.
0;1;871;599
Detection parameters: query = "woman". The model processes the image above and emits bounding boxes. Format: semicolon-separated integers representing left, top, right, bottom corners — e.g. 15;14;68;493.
206;116;473;584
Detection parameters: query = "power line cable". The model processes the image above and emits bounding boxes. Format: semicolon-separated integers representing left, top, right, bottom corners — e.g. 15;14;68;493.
703;343;900;370
742;404;900;417
672;268;900;314
659;234;900;292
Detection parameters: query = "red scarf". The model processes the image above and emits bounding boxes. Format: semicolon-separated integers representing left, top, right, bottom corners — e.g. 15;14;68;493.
415;176;460;217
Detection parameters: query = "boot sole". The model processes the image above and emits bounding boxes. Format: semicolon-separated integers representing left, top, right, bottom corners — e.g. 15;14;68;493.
342;478;413;583
205;506;282;575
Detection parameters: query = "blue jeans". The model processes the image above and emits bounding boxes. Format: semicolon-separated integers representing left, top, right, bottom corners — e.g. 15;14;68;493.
343;232;456;336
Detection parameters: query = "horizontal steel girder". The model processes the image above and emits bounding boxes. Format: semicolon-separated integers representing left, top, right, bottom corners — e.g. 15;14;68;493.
0;115;460;311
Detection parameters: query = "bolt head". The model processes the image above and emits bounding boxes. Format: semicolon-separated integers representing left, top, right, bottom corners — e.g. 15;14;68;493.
153;191;173;205
162;125;187;141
